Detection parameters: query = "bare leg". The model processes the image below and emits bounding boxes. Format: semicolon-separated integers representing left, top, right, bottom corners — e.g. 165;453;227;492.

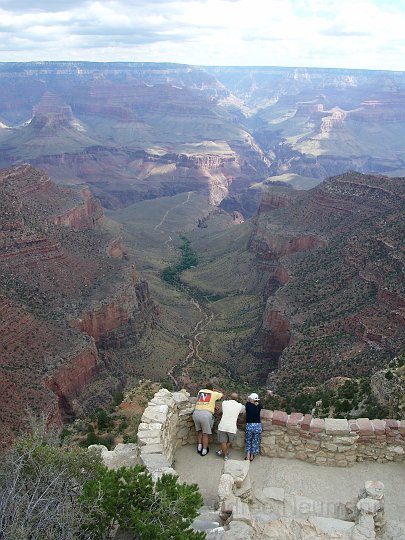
221;442;228;456
196;431;202;453
202;433;209;449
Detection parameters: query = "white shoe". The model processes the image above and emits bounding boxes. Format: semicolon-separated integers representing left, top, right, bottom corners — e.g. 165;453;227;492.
216;450;223;456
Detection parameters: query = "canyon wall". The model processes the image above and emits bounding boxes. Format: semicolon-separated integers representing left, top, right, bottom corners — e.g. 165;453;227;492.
44;341;100;420
248;173;405;393
0;165;156;446
1;62;405;211
53;187;104;230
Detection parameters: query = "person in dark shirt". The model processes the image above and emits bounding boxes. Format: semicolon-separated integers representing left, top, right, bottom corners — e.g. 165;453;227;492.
244;392;262;461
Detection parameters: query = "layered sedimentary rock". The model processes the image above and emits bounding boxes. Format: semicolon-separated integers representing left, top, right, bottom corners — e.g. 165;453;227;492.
0;62;263;208
0;165;155;446
72;274;152;348
53;188;104;229
1;62;404;208
248;172;405;393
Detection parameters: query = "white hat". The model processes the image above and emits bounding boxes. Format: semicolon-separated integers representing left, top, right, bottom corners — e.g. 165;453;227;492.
248;392;260;400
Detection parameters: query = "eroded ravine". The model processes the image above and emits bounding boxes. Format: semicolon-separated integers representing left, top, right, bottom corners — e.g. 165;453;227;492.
167;298;214;388
153;191;214;388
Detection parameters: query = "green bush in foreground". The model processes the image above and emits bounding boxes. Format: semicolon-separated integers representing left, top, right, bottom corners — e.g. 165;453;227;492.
0;420;204;539
82;466;204;539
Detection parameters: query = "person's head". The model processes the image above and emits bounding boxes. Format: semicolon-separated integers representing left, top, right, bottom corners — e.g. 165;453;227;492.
247;392;260;404
230;392;239;401
205;382;214;390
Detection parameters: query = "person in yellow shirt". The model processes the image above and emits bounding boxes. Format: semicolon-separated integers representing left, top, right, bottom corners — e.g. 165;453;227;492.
192;382;223;456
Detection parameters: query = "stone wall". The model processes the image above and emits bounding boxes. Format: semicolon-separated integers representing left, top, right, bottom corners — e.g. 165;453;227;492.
136;390;405;471
137;388;197;478
95;390;404;475
252;411;405;467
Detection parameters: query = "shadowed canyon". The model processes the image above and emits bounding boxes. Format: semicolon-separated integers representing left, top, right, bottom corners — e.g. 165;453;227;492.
0;62;404;445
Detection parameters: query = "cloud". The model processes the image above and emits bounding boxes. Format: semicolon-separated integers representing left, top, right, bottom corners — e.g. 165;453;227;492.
0;0;404;70
321;24;371;37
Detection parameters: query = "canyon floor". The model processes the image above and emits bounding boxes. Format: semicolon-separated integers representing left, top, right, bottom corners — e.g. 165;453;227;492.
174;444;405;524
109;190;269;392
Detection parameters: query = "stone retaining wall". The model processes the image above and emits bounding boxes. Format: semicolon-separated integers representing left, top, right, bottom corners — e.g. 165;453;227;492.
136;389;405;472
253;411;405;466
137;388;197;478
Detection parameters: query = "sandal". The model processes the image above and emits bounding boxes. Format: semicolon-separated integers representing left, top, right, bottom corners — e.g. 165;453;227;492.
249;455;255;462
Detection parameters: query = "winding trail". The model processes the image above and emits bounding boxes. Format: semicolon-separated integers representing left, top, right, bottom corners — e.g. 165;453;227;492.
154;191;192;231
153;191;214;388
167;299;214;387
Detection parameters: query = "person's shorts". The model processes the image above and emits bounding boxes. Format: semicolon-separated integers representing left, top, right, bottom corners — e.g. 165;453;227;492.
217;430;236;443
192;410;214;434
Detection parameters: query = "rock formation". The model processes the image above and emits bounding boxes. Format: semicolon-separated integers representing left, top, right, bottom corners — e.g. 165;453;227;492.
1;62;404;211
247;172;405;393
0;164;155;447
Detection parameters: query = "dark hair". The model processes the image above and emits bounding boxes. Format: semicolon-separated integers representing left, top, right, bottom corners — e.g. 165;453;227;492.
205;382;214;390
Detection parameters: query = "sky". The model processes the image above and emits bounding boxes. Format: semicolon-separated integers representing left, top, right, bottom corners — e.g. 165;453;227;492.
0;0;404;71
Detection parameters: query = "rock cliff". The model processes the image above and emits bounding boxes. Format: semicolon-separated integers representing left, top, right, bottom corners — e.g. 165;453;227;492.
248;172;405;393
1;61;404;208
0;165;155;447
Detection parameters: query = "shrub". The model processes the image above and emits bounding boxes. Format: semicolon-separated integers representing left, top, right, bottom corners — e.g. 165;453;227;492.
81;465;204;539
81;431;102;447
113;391;124;406
0;417;104;539
96;409;113;430
1;419;205;539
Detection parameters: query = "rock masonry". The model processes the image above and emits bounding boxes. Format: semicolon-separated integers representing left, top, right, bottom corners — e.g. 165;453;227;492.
253;412;405;466
137;388;197;479
92;389;404;539
95;389;404;474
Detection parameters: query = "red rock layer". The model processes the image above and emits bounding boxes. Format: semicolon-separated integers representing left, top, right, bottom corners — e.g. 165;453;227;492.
44;342;100;418
0;295;100;448
0;165;155;445
53;188;104;230
72;281;139;342
255;172;405;392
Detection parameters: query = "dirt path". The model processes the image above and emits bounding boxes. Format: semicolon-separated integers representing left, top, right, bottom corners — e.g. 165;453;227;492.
154;191;192;231
167;297;214;388
152;191;214;388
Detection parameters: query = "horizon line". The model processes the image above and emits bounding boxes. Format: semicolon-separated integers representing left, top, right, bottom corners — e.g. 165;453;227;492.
0;60;404;75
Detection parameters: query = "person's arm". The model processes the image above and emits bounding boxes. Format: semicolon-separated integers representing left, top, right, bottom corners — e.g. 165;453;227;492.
214;391;223;412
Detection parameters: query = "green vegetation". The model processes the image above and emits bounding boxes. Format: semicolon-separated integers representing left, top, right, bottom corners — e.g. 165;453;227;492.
0;418;104;539
0;419;204;539
261;365;404;419
162;236;198;287
61;380;160;450
83;466;204;539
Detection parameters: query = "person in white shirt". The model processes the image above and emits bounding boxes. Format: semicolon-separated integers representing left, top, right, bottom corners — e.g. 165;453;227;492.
216;392;245;460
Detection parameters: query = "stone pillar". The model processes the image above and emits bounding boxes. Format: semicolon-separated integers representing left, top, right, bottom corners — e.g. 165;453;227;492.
352;481;385;540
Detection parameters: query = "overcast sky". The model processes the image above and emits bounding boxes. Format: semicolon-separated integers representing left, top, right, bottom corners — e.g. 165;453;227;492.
0;0;404;70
